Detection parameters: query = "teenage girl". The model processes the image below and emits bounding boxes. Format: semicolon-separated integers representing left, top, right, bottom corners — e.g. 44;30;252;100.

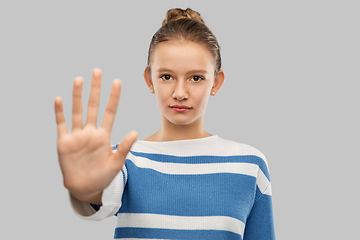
54;8;276;240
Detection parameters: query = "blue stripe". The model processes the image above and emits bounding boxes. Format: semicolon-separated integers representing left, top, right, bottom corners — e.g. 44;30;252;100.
117;160;256;222
130;151;270;181
114;227;242;239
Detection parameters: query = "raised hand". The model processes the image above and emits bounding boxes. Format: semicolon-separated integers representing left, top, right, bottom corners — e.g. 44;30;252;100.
54;68;137;204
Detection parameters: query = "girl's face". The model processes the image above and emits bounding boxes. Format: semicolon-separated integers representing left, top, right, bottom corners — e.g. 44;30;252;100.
144;40;224;127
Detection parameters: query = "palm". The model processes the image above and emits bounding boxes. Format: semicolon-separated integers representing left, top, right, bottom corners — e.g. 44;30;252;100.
57;126;111;191
54;69;137;203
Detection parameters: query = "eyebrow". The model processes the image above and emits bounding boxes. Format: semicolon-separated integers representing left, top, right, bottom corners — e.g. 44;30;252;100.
156;68;208;75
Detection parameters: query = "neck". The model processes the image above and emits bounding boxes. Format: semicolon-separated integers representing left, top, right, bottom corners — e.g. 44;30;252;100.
145;116;212;142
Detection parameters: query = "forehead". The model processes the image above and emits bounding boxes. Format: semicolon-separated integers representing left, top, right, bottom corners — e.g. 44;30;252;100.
151;40;215;72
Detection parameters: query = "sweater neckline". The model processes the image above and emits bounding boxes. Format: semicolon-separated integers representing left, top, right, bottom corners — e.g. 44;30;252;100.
137;135;219;144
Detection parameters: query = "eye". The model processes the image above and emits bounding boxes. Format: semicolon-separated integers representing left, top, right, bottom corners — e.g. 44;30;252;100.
161;74;172;81
191;75;204;82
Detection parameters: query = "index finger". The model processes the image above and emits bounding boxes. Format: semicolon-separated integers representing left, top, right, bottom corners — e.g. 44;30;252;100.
100;79;121;133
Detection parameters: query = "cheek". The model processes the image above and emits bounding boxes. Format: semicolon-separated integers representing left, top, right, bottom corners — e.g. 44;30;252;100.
194;87;211;108
154;86;171;109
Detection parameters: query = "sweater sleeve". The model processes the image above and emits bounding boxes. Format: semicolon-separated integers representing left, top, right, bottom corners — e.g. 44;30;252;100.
243;161;276;240
70;166;127;221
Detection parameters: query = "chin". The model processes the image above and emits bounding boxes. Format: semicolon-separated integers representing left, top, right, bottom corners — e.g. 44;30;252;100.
167;119;192;126
170;121;194;126
164;115;201;126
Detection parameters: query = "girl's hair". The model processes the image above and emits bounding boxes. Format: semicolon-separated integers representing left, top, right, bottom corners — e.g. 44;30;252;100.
147;8;221;76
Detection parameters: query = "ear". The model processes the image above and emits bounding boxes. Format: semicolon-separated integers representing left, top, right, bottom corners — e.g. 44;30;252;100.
211;70;225;96
144;68;154;93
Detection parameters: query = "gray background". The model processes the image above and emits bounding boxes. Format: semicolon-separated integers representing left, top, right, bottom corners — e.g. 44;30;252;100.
1;0;358;239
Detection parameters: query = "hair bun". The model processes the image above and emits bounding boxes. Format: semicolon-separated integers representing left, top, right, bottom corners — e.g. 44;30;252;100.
162;8;205;26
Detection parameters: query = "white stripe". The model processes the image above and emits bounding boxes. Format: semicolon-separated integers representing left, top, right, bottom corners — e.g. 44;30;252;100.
127;153;259;177
116;213;245;236
264;183;272;196
256;169;272;196
123;165;128;184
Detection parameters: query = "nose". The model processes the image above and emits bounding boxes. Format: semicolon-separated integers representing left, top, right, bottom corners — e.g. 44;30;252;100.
172;80;189;101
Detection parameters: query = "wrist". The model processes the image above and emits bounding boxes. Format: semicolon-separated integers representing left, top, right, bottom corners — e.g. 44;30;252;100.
70;190;103;205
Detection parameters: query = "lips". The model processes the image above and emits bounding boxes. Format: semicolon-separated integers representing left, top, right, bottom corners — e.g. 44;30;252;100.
170;105;192;112
170;105;192;109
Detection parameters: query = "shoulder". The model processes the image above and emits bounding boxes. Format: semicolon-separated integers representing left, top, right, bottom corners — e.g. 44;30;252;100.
214;137;267;162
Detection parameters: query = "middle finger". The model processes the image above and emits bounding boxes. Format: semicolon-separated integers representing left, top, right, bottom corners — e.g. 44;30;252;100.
72;77;83;130
86;68;102;126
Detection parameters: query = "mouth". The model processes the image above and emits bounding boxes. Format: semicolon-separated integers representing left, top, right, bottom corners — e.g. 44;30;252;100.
170;105;192;112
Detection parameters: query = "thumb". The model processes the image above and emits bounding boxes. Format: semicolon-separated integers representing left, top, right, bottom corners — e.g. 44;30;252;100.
113;131;138;167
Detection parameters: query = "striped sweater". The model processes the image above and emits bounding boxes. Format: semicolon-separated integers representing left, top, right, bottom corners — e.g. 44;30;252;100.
71;135;275;239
